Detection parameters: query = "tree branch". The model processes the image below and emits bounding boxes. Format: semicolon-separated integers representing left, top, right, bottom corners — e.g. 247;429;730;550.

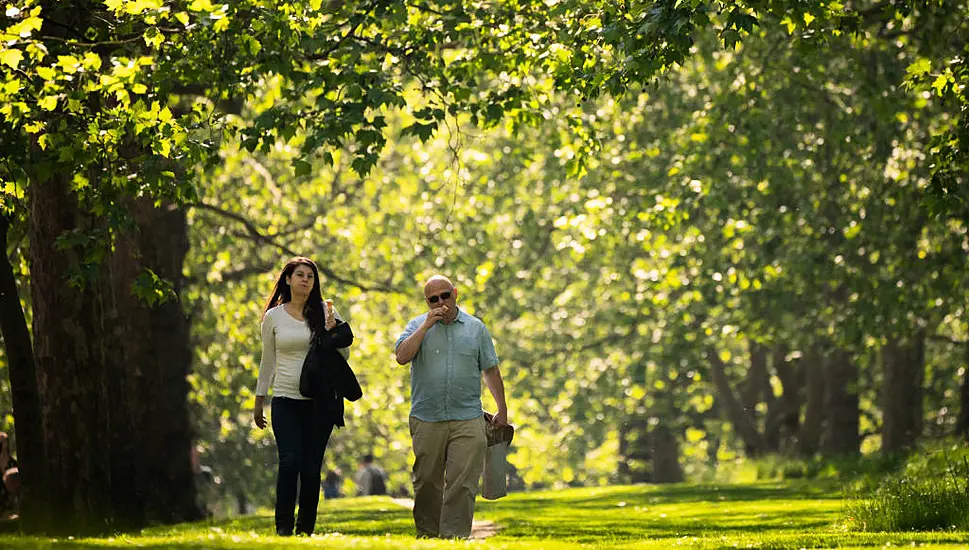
189;202;403;293
929;334;968;347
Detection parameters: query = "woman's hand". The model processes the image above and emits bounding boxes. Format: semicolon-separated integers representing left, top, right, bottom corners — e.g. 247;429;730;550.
324;300;337;330
253;396;267;429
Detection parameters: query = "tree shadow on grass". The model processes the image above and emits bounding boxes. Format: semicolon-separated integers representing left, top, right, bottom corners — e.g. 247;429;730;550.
475;482;847;545
486;481;844;512
489;507;840;543
151;499;415;538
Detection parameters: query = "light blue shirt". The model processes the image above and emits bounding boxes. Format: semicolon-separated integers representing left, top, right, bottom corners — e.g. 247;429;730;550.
395;308;499;422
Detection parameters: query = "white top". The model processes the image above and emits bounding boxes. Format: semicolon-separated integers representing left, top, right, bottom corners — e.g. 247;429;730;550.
255;302;345;399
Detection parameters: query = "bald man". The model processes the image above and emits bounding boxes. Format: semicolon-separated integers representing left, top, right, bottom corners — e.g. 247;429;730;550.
395;275;508;539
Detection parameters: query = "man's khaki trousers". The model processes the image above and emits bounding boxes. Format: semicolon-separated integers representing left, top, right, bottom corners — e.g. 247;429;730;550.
409;415;487;539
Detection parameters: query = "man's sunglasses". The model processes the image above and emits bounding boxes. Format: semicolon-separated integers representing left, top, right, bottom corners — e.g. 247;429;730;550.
426;291;452;304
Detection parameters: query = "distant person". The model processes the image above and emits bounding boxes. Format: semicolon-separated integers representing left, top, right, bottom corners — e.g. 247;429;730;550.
253;257;352;536
0;432;20;520
191;446;224;518
395;274;509;539
321;469;342;499
353;454;387;496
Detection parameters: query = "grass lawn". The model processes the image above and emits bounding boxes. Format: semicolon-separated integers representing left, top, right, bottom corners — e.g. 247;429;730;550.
2;480;969;549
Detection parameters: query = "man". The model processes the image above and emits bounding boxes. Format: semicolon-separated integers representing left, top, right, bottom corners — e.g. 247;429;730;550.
353;454;387;496
0;432;20;520
395;275;508;539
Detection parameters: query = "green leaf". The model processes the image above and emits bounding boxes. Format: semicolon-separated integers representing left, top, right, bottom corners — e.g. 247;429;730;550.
401;122;436;143
350;155;377;176
292;159;313;177
931;73;950;96
38;95;58;110
132;268;176;307
0;49;23;70
906;58;932;78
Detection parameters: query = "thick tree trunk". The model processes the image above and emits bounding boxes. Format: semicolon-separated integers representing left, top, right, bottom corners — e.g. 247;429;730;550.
822;349;860;455
111;200;197;522
0;214;49;530
798;349;825;456
29;172;125;532
881;333;925;453
27;175;199;533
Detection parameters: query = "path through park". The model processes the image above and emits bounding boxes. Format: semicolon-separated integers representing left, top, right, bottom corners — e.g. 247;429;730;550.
391;498;499;540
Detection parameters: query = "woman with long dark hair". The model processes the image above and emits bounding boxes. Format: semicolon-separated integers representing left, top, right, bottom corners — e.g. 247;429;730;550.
253;257;348;536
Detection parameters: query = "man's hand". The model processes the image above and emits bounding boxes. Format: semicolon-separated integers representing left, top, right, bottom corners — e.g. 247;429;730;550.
421;305;448;329
489;409;508;427
397;309;446;365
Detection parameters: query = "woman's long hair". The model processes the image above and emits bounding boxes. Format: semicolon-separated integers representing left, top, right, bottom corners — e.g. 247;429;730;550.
262;257;325;334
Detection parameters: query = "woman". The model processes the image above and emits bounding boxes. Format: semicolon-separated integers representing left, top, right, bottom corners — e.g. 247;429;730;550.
253;257;349;536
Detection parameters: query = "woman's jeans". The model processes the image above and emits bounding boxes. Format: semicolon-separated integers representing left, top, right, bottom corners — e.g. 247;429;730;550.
271;397;334;535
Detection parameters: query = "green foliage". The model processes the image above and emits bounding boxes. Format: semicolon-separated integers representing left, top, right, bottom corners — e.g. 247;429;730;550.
710;453;903;484
847;463;969;532
180;13;969;502
131;268;176;306
847;440;969;531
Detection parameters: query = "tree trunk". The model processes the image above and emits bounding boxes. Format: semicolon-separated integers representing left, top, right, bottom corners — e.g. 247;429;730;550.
958;340;969;439
27;174;199;533
741;342;768;418
798;349;825;456
708;347;767;456
618;417;649;483
765;346;801;451
0;214;50;530
29;171;124;532
822;349;860;455
650;424;684;483
881;332;925;454
111;199;197;522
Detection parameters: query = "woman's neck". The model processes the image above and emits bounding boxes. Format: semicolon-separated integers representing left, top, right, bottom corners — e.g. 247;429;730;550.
286;296;308;313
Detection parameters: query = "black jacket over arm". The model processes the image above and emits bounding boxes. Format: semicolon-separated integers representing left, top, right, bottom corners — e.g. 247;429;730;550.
299;321;361;427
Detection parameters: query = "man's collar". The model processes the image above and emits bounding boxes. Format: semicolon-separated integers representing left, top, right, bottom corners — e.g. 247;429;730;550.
444;307;466;324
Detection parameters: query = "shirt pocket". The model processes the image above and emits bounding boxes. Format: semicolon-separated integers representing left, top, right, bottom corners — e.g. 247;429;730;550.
456;348;479;378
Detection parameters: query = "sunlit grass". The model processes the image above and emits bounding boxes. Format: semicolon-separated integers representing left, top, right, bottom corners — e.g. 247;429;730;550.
3;481;969;548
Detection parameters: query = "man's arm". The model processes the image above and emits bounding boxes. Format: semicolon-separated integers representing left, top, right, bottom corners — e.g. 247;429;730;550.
395;308;447;364
353;468;369;495
395;324;428;365
482;365;507;426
